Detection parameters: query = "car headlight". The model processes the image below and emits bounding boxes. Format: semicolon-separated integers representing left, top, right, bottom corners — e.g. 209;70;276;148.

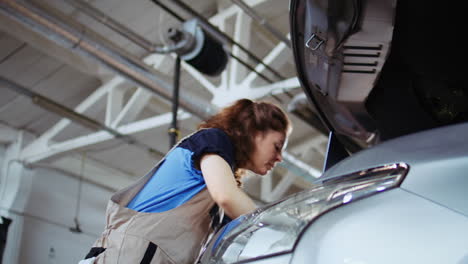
205;163;409;264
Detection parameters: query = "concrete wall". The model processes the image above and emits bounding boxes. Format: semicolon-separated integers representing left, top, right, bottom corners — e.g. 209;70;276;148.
1;145;113;264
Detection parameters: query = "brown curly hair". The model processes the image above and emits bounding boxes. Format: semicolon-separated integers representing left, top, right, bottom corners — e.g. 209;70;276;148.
198;99;291;185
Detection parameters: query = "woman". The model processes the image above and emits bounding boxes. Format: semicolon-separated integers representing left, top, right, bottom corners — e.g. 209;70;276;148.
81;98;292;264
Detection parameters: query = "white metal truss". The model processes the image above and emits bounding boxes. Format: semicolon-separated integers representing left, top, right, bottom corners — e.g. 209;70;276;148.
1;130;26;209
0;129;26;264
20;0;295;161
17;0;322;198
19;53;191;164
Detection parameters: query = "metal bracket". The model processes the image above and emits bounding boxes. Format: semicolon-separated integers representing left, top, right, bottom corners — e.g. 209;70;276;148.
306;33;324;51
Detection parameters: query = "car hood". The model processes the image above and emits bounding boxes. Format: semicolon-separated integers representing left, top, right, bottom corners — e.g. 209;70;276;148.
290;0;468;152
316;122;468;216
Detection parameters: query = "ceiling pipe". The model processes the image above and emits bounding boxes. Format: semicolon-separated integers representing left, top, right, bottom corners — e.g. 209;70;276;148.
0;76;166;157
0;0;215;120
66;0;274;82
230;0;291;48
63;0;163;53
62;0;181;54
0;0;321;180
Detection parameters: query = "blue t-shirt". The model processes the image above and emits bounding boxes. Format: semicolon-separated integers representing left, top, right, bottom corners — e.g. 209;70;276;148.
126;128;236;213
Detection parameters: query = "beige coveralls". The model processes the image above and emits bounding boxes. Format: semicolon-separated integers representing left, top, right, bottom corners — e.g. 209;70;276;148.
88;149;217;263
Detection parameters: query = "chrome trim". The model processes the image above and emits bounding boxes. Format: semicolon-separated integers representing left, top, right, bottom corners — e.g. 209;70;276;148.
323;162;409;185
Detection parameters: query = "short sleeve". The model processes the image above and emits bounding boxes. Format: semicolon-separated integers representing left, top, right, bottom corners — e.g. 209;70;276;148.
179;128;236;170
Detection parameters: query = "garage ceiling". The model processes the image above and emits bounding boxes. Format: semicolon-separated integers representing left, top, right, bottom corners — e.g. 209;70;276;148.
0;0;327;203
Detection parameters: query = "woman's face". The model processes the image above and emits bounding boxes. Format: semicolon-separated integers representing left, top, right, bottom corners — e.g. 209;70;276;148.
247;130;286;175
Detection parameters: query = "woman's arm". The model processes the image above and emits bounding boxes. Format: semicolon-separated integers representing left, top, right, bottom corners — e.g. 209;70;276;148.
200;154;256;219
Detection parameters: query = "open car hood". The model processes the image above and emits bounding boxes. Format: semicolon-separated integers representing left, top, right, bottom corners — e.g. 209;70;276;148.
290;0;468;153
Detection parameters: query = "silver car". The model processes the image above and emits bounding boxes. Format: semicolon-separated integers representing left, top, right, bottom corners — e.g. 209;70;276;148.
200;0;468;263
200;122;468;264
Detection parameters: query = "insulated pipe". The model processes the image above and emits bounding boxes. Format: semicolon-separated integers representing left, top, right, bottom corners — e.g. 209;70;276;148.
0;0;215;120
155;0;286;80
63;0;160;52
63;0;186;54
66;0;274;82
230;0;291;48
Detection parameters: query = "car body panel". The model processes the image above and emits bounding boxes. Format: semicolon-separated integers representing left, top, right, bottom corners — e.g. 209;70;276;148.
199;0;468;262
199;123;468;263
234;253;292;264
319;122;468;215
291;188;468;264
321;122;468;179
